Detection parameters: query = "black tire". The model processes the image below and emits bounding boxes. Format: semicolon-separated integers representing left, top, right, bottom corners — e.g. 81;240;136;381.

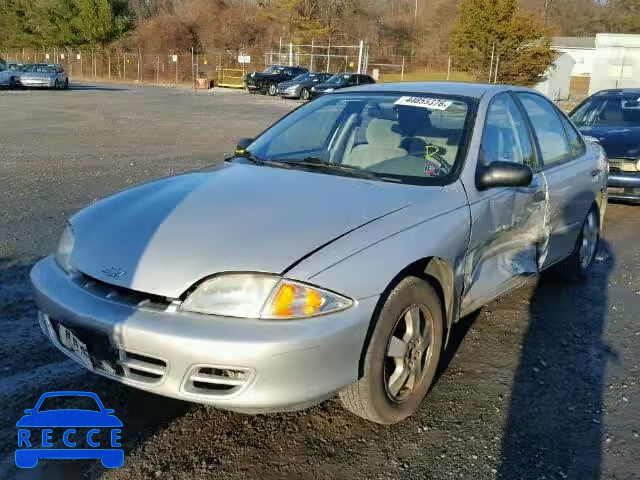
301;88;310;100
267;83;277;96
339;276;443;424
547;205;600;281
9;76;18;89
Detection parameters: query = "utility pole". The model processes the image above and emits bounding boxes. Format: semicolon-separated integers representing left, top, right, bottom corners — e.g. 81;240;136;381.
411;0;419;58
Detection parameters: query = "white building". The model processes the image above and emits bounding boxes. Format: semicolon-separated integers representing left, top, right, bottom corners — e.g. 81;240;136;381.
534;52;576;100
589;33;640;93
552;36;596;77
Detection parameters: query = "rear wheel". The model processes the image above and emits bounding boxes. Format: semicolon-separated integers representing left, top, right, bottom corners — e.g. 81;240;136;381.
548;206;599;281
267;83;277;96
301;88;310;100
339;276;443;424
9;76;18;89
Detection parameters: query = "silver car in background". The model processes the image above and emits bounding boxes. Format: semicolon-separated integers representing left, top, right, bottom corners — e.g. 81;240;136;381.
20;63;69;89
31;83;607;424
0;62;23;88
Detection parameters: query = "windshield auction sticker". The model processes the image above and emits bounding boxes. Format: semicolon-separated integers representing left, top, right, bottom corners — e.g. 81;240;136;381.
395;96;453;110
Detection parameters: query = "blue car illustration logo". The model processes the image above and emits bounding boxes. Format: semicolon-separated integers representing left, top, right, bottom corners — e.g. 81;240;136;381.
16;391;123;468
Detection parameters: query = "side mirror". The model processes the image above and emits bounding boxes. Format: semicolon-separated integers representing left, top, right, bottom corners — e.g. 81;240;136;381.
476;161;533;191
235;137;254;155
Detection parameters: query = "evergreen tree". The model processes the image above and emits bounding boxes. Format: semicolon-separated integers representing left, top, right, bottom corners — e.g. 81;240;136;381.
451;0;556;85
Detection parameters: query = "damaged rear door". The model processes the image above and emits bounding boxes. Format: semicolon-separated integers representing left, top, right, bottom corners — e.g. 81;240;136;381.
515;92;598;268
460;92;550;315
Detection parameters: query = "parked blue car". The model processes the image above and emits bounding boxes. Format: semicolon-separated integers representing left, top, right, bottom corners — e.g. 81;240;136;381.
570;88;640;203
15;391;123;468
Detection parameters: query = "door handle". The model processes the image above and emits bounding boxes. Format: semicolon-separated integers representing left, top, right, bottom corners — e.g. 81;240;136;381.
591;168;601;177
532;191;546;203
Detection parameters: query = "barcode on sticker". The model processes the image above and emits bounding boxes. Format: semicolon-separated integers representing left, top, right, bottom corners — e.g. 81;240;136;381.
395;96;453;110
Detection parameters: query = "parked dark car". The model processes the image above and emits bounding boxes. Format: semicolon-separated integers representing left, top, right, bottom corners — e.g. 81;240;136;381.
570;89;640;203
310;73;376;98
245;65;308;96
276;72;334;100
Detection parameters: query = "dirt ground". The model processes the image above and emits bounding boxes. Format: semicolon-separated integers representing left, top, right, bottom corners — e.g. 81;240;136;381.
0;84;638;480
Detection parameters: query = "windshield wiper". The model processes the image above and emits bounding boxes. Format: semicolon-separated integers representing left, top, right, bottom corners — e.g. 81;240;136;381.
228;150;265;166
275;157;380;180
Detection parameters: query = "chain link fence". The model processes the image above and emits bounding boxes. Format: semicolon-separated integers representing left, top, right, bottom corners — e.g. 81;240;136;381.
2;47;473;87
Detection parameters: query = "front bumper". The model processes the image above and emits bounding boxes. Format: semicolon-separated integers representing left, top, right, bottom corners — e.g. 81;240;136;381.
30;257;376;412
608;171;640;203
277;87;301;98
20;78;56;88
245;82;263;93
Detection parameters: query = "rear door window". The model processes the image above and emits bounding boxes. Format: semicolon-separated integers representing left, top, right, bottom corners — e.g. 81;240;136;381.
558;114;586;157
516;93;572;168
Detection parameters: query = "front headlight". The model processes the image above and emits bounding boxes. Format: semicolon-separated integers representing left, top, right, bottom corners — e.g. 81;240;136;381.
180;274;353;319
55;224;76;274
324;88;335;92
636;158;640;171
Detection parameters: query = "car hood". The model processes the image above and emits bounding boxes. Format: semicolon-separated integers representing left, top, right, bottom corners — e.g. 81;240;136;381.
278;80;303;88
70;163;428;298
314;82;345;91
577;125;640;159
248;72;280;80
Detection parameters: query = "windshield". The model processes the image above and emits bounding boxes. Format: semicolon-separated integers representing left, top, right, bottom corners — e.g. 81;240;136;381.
26;64;57;73
245;92;475;185
570;94;640;127
263;65;284;74
326;74;349;84
292;73;310;82
8;64;26;71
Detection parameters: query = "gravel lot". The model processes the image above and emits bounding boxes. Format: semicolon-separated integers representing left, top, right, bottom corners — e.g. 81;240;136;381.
0;84;638;480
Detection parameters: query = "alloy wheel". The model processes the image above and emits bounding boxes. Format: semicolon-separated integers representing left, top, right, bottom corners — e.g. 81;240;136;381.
384;304;435;402
579;210;598;269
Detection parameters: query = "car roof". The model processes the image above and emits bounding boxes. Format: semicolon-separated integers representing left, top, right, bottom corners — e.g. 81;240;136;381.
343;81;534;99
593;88;640;96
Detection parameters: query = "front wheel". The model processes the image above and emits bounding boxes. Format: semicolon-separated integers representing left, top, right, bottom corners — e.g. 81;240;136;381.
300;88;310;100
339;276;443;424
9;76;18;89
267;83;277;96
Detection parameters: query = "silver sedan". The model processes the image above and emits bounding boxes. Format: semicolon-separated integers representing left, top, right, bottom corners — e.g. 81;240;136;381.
31;82;608;424
20;63;69;89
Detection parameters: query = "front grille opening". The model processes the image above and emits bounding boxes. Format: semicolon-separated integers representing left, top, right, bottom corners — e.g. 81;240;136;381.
192;381;235;391
118;350;167;384
73;273;174;310
126;351;166;366
184;365;252;396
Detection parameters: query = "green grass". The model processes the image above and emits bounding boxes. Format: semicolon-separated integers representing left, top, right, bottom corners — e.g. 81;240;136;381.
379;70;474;83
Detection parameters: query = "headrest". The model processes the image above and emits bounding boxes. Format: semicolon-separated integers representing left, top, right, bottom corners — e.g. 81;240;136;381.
365;118;403;146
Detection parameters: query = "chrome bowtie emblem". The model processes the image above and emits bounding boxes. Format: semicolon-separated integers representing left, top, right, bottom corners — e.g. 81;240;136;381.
101;267;126;279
